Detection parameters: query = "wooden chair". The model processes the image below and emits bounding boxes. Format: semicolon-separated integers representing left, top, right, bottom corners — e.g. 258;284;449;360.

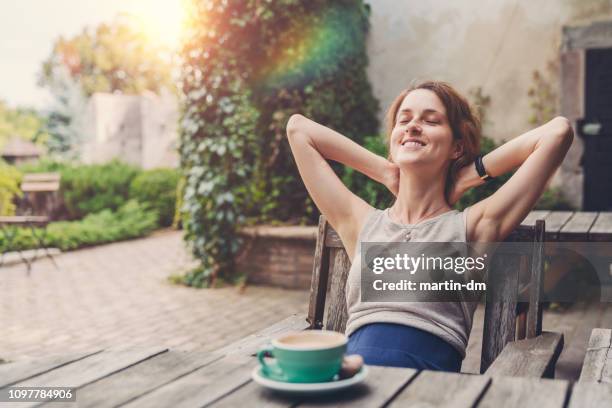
0;173;61;273
220;215;564;378
307;215;563;378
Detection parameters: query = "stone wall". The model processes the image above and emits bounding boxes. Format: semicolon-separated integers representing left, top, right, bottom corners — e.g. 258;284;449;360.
80;91;178;169
237;226;317;290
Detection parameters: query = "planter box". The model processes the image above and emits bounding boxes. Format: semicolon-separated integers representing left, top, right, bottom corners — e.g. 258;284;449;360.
237;225;317;289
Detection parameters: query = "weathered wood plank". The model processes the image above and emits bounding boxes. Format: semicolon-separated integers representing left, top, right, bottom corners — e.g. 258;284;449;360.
213;314;310;358
559;212;598;241
7;348;166;408
210;381;296;408
324;228;343;248
323;247;351;333
527;220;545;338
0;351;101;388
485;332;564;378
589;213;612;241
477;376;569;408
41;351;221;408
12;348;166;389
298;366;417;408
481;251;520;373
308;216;330;329
521;211;551;227
212;366;417;408
543;211;573;240
579;328;612;383
568;382;612;408
389;370;489;407
124;355;255;408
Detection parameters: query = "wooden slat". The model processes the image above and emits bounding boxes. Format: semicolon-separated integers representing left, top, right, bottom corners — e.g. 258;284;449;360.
299;366;417;408
323;247;351;333
22;173;61;183
124;355;255;408
210;381;296;408
481;250;520;373
485;332;564;378
477;376;569;407
521;211;551;227
0;351;101;388
568;382;612;408
527;220;545;338
389;370;489;407
8;348;166;408
41;351;221;408
212;366;417;408
213;314;310;358
20;181;60;192
324;227;343;248
308;216;330;329
589;213;612;241
0;215;49;225
543;211;573;240
579;328;612;383
559;212;598;241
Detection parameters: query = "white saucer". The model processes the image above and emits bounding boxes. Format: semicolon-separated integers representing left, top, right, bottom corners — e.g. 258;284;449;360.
251;366;368;395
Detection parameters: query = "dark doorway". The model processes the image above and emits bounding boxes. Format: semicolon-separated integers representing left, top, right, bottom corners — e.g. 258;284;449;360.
581;48;612;211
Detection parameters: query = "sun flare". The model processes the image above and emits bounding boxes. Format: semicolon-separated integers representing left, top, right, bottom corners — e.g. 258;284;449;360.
124;0;190;49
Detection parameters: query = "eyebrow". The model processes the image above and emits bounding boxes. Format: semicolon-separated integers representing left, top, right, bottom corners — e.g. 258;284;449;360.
398;108;443;115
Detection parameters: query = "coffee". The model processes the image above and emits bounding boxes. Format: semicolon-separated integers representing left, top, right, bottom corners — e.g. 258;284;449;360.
277;332;346;349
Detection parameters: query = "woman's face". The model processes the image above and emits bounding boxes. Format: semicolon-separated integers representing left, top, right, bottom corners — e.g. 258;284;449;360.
389;89;461;169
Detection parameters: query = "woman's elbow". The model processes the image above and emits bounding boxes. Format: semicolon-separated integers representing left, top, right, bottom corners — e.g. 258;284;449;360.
550;116;574;148
286;114;306;139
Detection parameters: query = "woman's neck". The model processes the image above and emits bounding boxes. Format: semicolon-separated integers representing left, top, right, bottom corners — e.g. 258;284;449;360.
390;168;451;225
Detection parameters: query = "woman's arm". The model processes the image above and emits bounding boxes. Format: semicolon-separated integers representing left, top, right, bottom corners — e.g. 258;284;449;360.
465;116;574;241
453;117;572;202
286;114;393;259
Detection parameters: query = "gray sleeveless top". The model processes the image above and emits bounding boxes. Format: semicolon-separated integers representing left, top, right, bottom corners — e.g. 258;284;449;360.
345;207;476;358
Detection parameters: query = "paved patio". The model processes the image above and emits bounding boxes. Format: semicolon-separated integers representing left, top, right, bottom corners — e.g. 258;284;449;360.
0;230;309;363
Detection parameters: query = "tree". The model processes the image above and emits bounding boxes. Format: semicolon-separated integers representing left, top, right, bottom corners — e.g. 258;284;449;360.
179;0;379;287
39;15;175;97
0;101;49;147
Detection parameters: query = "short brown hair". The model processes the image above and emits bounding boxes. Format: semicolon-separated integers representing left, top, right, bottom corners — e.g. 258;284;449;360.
385;80;482;203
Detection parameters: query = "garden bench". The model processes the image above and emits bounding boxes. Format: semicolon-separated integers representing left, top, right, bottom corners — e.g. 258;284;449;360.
219;215;564;378
0;216;58;273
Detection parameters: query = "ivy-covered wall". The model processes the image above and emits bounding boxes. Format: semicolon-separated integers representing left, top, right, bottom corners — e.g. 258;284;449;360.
179;0;379;287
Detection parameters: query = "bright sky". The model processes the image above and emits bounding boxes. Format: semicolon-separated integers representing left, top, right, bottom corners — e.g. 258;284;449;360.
0;0;186;110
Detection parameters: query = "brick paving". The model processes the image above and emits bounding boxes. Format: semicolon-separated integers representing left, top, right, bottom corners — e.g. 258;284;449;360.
0;230;309;363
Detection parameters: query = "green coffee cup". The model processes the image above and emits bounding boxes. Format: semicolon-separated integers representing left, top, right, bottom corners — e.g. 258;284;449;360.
257;330;347;383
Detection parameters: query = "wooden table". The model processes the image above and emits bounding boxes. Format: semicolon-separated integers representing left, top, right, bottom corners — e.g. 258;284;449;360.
1;348;611;407
521;210;612;241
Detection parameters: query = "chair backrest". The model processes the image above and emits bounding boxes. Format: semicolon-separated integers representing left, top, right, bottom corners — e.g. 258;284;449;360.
306;215;545;373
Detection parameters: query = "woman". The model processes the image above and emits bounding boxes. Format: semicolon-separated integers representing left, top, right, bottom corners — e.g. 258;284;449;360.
286;80;573;372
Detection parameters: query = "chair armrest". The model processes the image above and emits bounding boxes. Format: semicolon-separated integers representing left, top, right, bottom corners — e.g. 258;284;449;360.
485;331;564;378
211;314;310;358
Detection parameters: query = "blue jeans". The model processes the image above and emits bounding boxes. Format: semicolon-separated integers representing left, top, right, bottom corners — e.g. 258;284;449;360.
346;323;462;372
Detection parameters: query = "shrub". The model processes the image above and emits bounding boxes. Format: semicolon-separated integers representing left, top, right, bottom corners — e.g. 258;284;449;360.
19;159;140;219
0;162;22;215
342;135;394;209
180;0;379;286
129;168;180;227
0;200;157;252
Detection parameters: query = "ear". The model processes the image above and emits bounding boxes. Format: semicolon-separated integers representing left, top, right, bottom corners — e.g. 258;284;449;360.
451;140;464;160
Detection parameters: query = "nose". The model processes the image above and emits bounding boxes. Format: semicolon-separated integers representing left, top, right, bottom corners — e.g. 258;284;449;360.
405;120;422;135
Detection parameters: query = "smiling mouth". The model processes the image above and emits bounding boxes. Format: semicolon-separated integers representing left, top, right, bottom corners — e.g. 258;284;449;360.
401;140;426;147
